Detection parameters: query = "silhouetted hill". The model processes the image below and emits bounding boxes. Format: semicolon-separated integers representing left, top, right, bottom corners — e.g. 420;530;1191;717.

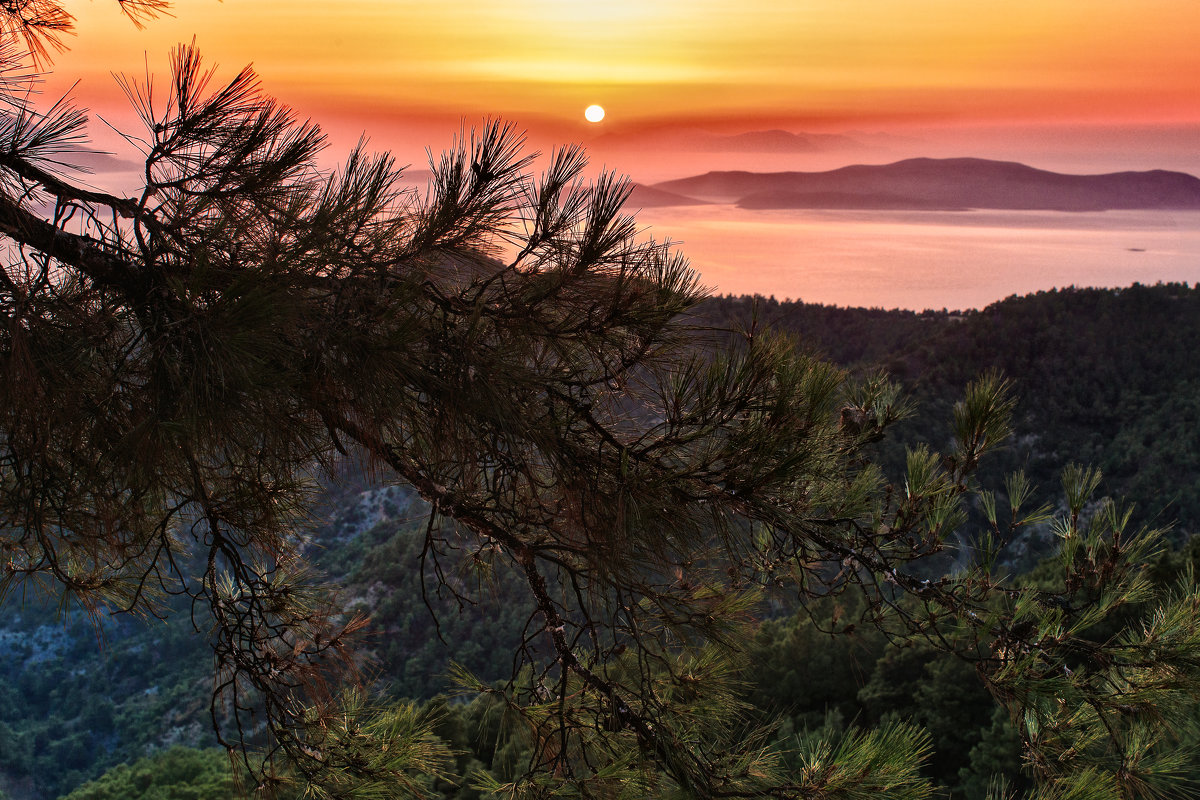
624;183;713;208
737;189;964;210
654;157;1200;210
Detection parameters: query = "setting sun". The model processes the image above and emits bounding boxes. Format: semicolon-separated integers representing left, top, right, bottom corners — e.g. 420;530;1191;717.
584;104;605;123
43;1;1200;149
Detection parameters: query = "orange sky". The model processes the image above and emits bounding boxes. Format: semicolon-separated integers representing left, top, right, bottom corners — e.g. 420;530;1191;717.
35;1;1200;173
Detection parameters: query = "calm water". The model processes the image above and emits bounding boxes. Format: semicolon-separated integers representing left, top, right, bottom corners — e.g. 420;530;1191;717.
632;206;1200;311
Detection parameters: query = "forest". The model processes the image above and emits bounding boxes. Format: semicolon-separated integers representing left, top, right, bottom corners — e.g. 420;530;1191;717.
5;282;1200;800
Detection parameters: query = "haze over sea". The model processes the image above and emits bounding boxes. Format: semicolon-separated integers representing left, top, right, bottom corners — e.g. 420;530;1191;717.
633;205;1200;311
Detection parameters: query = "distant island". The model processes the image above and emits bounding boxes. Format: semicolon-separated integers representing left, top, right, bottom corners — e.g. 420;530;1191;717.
647;157;1200;211
624;183;714;208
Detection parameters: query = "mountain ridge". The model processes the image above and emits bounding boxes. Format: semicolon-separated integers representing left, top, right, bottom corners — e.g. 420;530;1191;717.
651;157;1200;211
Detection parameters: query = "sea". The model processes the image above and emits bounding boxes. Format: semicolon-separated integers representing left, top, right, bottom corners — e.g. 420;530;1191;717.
86;142;1200;313
631;205;1200;312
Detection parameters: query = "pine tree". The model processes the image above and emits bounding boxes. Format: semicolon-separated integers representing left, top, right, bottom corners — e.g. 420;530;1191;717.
2;4;1200;799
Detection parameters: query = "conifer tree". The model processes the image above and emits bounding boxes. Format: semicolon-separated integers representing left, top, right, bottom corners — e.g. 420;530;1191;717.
2;3;1200;799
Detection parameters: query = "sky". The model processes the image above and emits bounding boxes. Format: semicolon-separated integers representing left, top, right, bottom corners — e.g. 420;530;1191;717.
38;0;1200;180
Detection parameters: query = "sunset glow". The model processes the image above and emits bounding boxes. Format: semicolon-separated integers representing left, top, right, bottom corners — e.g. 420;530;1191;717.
47;1;1200;134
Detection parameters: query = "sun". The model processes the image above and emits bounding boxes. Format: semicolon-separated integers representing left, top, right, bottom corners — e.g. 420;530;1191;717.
584;104;605;123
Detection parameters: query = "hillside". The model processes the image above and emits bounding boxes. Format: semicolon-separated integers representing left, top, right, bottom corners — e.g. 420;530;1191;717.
652;157;1200;210
5;282;1200;799
696;281;1200;540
